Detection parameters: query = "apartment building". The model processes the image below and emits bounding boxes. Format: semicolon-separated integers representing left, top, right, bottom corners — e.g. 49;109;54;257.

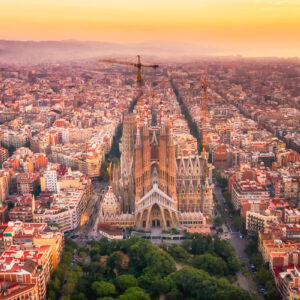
232;179;270;209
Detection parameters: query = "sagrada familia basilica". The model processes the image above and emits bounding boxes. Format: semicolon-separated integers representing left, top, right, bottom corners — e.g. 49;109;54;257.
99;99;214;231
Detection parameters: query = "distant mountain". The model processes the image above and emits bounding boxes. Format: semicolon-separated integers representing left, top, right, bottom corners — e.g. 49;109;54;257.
1;40;297;65
0;39;217;64
0;40;123;64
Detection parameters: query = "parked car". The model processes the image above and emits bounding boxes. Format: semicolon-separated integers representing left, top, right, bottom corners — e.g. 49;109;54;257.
250;264;257;272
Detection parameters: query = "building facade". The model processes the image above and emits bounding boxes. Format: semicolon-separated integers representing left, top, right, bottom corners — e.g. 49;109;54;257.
110;104;214;231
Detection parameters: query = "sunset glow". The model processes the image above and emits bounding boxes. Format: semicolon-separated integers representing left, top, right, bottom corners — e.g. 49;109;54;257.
1;0;300;56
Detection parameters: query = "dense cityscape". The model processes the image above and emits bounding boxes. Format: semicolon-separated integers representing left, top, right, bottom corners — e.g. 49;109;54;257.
0;55;299;300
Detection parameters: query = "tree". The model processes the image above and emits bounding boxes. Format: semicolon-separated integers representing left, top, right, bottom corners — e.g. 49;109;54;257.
232;214;244;231
251;253;263;267
65;239;78;251
222;191;231;202
108;251;128;272
144;249;176;277
181;239;192;252
90;247;101;258
47;290;57;300
71;293;87;300
256;267;272;285
89;261;106;280
91;281;116;297
8;145;16;156
213;237;240;275
165;266;252;300
190;254;228;277
214;216;224;227
116;274;137;292
99;161;109;181
245;236;258;257
265;280;281;300
128;239;156;274
7;201;14;210
108;123;123;159
117;287;150;300
47;277;61;294
167;244;190;262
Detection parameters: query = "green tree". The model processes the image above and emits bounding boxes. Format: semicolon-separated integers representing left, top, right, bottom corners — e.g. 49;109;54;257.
222;191;231;202
181;239;192;252
245;236;258;257
214;216;224;227
91;281;116;297
128;239;156;274
138;273;164;296
165;266;251;300
116;274;137;292
8;145;16;156
144;249;176;277
47;277;61;294
117;287;150;300
71;293;87;300
190;253;228;277
213;236;240;275
265;280;281;300
99;161;109;181
167;244;190;262
232;214;244;231
47;290;57;300
256;267;272;285
89;261;106;280
108;251;128;272
250;253;263;267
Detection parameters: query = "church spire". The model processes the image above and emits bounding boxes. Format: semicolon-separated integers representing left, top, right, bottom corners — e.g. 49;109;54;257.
168;115;174;145
135;115;141;148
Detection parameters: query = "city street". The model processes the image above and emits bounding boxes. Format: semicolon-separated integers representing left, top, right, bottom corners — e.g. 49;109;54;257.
213;185;263;298
71;181;107;246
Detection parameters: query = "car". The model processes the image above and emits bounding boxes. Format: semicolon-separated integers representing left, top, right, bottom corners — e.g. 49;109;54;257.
260;288;266;294
239;234;243;239
250;264;256;272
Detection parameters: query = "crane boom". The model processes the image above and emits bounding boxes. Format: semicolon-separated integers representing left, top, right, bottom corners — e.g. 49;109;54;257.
99;59;136;66
99;55;159;107
108;161;112;186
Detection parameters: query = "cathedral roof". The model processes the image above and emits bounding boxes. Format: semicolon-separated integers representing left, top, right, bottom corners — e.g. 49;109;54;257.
102;186;118;205
179;211;205;221
136;185;177;206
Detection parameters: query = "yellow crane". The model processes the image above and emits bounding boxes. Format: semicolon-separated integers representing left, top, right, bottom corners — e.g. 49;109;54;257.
108;161;112;186
99;55;159;102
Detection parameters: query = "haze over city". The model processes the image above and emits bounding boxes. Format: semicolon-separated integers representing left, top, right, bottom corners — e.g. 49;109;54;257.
1;0;300;58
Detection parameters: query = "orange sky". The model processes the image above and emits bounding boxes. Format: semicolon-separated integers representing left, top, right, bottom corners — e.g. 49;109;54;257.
1;0;300;57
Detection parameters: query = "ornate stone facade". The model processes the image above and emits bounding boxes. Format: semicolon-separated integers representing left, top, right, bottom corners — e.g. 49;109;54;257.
109;102;214;230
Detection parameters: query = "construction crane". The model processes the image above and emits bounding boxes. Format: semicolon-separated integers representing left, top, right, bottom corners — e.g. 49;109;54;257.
108;161;112;186
99;55;159;102
201;78;208;156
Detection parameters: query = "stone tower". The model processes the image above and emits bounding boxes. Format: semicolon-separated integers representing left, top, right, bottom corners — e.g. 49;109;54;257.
119;113;136;212
112;99;214;230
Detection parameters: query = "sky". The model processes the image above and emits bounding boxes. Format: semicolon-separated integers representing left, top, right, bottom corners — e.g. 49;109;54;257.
0;0;300;57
